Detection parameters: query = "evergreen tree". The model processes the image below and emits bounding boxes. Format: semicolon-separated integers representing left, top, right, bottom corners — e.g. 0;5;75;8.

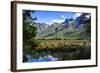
23;10;38;55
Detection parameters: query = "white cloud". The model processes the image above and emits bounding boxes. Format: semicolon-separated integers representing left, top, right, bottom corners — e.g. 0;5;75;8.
73;13;82;19
48;15;66;24
61;15;66;19
45;22;52;25
85;14;91;19
52;19;64;23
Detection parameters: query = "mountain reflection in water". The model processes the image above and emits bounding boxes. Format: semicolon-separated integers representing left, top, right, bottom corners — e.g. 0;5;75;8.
24;54;58;63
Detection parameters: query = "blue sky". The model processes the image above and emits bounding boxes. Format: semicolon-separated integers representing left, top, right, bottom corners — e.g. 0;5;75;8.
31;10;82;25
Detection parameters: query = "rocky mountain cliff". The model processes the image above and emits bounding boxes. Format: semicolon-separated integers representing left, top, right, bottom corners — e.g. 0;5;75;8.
33;13;91;40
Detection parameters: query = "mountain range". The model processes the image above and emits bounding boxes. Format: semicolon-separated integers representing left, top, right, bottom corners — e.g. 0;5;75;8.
33;13;91;40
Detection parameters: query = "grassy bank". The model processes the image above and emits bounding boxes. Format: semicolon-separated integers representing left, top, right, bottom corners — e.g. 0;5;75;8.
30;40;91;61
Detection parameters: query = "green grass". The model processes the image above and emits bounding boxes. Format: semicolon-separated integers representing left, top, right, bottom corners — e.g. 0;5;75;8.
35;40;90;50
31;39;91;60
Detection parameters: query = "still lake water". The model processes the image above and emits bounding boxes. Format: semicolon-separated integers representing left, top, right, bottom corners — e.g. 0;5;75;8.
25;54;58;63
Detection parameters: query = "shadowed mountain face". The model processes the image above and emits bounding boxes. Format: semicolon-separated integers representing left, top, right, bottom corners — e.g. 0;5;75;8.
33;13;91;40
